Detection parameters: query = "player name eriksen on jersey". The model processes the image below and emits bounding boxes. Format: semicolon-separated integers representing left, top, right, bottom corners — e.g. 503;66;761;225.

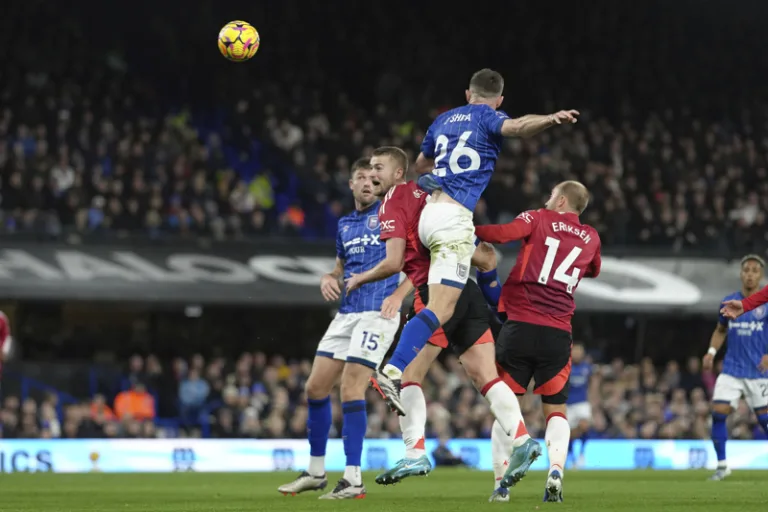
551;222;593;244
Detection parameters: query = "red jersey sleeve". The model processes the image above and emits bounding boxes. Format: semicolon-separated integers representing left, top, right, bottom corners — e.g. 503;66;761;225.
379;186;408;240
474;210;537;244
585;239;602;278
742;284;768;313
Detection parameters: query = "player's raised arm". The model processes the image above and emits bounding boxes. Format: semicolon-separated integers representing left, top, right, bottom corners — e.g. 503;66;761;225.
474;211;536;244
500;110;579;139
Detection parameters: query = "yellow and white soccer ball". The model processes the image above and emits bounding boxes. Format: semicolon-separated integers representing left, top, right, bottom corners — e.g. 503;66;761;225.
217;21;260;62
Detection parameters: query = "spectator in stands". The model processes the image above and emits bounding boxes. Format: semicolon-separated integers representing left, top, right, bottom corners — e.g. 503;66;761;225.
179;368;210;427
114;382;155;422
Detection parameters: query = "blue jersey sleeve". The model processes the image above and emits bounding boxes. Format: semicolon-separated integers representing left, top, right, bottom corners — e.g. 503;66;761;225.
420;123;436;159
718;298;729;326
483;109;509;136
335;224;344;260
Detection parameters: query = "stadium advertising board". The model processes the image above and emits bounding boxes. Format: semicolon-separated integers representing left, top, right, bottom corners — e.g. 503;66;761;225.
0;241;752;313
0;438;765;473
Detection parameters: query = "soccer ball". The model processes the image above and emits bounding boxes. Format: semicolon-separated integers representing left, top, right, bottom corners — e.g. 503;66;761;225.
217;21;260;62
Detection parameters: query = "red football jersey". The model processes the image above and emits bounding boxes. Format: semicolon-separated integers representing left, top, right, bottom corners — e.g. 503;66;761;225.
378;181;430;287
474;209;601;333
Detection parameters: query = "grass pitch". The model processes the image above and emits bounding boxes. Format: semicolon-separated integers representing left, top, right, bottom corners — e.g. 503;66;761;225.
2;469;767;511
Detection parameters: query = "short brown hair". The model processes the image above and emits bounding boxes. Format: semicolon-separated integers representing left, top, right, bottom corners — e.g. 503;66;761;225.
469;69;504;98
351;157;371;173
558;181;590;213
371;146;409;174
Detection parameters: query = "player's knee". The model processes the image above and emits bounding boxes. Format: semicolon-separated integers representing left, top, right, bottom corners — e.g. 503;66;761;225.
711;402;732;415
305;370;334;400
429;302;456;325
339;363;371;402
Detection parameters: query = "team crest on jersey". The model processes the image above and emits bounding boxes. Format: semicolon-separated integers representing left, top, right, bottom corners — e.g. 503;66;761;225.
754;305;767;320
456;263;469;279
342;225;350;232
367;215;379;231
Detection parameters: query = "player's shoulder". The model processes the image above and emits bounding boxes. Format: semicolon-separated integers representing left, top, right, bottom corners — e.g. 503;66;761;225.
722;291;743;302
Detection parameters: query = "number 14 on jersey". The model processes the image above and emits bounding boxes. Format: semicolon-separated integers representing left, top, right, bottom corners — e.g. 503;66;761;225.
538;236;582;293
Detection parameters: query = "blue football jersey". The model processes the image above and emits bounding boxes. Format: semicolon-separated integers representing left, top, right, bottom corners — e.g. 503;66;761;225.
420;104;509;211
567;362;592;404
719;291;768;379
335;202;399;314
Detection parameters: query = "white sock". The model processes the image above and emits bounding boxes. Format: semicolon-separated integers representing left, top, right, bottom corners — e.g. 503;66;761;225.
343;465;362;486
483;380;530;447
382;363;403;380
399;383;427;458
308;455;325;476
545;413;570;476
491;419;514;489
718;460;728;469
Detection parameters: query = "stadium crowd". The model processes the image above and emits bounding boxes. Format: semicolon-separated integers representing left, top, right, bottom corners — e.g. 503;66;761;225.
0;2;767;257
1;352;764;441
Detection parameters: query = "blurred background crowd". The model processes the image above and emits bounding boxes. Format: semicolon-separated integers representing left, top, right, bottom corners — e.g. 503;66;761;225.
1;0;768;445
2;352;764;442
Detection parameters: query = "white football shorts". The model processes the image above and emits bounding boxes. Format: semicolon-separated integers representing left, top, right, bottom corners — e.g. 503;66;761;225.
316;311;399;368
712;373;768;410
566;402;593;429
418;200;475;287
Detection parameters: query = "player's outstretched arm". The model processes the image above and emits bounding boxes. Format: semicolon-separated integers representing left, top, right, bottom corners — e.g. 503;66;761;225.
501;110;579;139
741;284;768;314
345;238;406;291
474;216;534;244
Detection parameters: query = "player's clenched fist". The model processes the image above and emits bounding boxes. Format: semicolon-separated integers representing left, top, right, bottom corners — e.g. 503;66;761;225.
550;110;580;125
320;273;342;301
702;352;714;371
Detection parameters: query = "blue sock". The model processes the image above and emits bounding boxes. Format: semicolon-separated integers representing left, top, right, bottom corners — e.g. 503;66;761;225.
476;269;501;308
711;412;728;463
307;396;332;459
342;400;367;478
387;309;439;373
757;413;768;437
580;431;589;456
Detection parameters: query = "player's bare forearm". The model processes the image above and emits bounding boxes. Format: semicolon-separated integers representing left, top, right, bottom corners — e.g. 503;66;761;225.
356;239;406;285
414;153;434;175
328;258;344;280
709;324;727;351
501;115;555;138
391;277;415;300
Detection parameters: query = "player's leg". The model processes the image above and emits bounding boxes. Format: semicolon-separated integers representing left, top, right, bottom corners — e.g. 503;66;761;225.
279;314;350;495
320;312;399;499
744;379;768;449
376;342;442;485
278;351;344;495
472;241;502;309
529;325;573;502
709;374;739;480
380;202;474;380
541;402;569;503
488;368;526;502
565;403;591;468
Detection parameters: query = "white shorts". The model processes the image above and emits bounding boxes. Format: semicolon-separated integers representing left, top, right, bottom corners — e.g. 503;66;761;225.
713;373;768;410
316;311;399;368
418;201;475;287
566;402;592;429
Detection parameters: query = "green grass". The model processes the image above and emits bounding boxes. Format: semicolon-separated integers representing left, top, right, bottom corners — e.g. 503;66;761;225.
2;469;767;511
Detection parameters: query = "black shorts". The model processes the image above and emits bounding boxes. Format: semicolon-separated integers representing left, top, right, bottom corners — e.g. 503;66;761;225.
409;280;493;356
495;320;572;404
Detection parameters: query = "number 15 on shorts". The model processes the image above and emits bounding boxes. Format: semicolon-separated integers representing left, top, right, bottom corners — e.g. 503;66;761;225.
361;331;380;351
